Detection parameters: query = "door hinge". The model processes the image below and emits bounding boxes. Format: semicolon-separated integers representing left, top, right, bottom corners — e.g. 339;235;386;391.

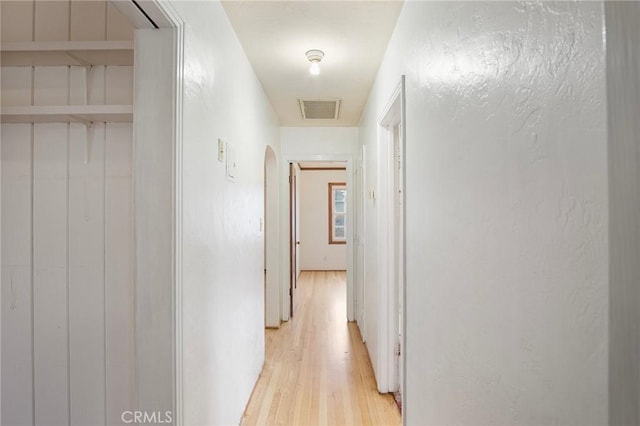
395;341;401;356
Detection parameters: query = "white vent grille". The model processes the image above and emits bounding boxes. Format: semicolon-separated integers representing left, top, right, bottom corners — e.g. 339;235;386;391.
298;98;341;120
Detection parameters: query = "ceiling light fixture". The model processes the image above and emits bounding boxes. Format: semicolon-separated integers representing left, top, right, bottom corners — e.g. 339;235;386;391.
306;49;324;76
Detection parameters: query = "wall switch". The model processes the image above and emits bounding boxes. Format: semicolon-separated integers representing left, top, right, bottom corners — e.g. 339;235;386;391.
218;139;225;162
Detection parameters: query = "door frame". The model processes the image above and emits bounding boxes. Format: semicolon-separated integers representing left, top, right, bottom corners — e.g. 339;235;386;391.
288;162;298;317
356;145;367;333
280;154;356;322
376;76;406;400
109;1;185;424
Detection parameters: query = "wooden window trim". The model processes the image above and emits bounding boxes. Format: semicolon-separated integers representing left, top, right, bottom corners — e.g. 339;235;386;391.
328;182;347;245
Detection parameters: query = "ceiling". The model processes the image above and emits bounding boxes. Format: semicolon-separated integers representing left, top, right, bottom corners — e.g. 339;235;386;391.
221;1;404;127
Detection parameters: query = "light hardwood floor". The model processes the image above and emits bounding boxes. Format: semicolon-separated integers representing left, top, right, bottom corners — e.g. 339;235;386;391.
242;270;401;426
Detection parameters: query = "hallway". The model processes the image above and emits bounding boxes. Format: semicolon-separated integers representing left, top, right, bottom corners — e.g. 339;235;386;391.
2;1;640;424
242;271;401;426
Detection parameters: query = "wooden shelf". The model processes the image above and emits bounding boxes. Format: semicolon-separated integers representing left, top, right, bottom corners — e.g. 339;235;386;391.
1;41;133;66
1;105;133;123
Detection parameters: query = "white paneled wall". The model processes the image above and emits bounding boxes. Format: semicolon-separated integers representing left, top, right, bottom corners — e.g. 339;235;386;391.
1;1;133;43
1;1;135;422
2;121;134;425
2;65;133;107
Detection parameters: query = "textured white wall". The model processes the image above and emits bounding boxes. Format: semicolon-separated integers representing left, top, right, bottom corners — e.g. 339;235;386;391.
281;127;357;157
605;2;640;424
168;1;281;424
264;146;280;329
359;2;608;424
299;170;347;270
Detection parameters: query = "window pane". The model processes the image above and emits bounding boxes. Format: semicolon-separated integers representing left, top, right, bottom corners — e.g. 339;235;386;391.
329;183;347;244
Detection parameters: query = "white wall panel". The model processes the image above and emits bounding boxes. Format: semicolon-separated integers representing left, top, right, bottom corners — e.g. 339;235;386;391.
105;124;133;177
33;67;68;106
605;2;640;423
106;2;134;41
1;0;133;43
2;2;135;425
69;66;87;105
106;66;133;105
33;123;69;426
4;65;129;108
34;1;69;42
88;66;107;105
1;67;32;107
68;123;106;425
134;28;174;416
1;123;134;426
105;123;133;425
1;124;33;426
70;1;107;42
0;1;34;42
0;125;32;265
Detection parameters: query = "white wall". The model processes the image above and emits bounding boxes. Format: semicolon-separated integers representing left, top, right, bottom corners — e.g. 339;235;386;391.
1;2;134;425
359;2;608;424
1;121;135;426
167;1;281;425
605;2;640;424
264;146;280;329
281;127;357;157
299;169;347;270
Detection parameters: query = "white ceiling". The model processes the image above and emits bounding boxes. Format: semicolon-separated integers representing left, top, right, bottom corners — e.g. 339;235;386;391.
221;1;404;127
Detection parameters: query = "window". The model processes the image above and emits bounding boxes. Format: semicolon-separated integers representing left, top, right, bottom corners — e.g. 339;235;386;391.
329;182;347;244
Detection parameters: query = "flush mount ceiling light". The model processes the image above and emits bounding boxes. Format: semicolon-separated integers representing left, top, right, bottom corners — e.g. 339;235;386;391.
306;49;324;76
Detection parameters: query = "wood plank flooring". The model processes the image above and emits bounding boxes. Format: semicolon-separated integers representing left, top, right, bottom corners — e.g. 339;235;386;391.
242;271;401;426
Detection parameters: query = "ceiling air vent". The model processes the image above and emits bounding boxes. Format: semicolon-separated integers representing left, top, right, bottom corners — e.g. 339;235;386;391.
298;98;341;120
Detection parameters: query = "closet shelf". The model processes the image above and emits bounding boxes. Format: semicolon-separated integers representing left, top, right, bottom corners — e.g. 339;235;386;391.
1;105;133;124
1;41;133;66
